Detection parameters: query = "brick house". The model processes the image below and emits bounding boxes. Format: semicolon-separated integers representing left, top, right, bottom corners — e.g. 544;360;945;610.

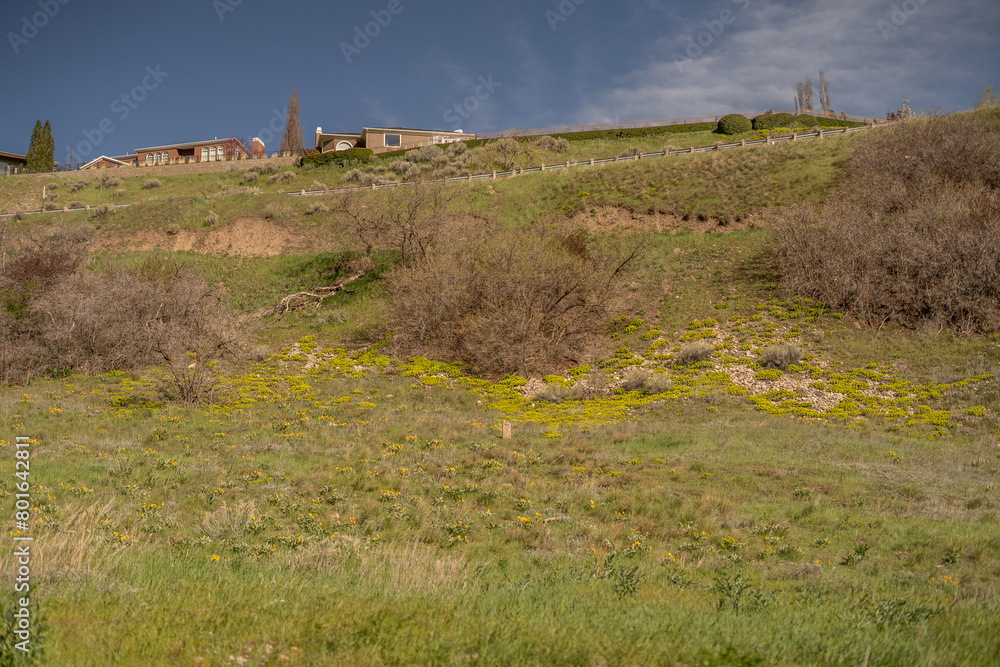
134;137;264;166
315;127;473;155
79;154;138;170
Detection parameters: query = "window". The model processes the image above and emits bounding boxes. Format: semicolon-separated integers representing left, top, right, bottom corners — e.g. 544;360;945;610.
209;146;217;161
146;153;154;166
201;147;209;162
336;141;353;151
154;153;161;165
161;152;169;164
218;145;226;160
384;134;401;148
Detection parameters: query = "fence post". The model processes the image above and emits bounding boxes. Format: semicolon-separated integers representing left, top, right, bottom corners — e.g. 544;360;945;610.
541;163;545;171
589;158;594;166
492;171;496;179
741;139;746;148
792;133;797;141
818;129;824;140
614;156;618;162
689;146;695;153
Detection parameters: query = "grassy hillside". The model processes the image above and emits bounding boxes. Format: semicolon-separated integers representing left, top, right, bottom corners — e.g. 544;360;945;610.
1;114;999;666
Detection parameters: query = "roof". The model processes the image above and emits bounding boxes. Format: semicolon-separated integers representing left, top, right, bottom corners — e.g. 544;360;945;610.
78;155;133;169
0;150;27;163
134;139;237;152
362;127;468;135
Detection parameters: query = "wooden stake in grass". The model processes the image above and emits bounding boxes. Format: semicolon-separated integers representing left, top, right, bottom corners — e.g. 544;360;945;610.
501;420;512;440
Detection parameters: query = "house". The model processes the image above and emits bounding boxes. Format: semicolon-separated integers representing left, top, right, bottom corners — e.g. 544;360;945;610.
134;137;264;166
79;154;138;170
0;150;27;175
315;126;473;155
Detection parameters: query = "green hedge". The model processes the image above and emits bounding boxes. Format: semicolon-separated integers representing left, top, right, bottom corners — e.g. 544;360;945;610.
752;113;797;131
717;114;752;135
300;148;374;168
552;122;718;142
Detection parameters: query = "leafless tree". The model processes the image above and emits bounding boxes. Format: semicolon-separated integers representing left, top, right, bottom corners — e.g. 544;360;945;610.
819;70;832;113
280;87;304;156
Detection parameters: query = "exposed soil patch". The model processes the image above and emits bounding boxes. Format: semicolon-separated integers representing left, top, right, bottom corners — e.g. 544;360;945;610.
92;217;316;257
568;205;760;235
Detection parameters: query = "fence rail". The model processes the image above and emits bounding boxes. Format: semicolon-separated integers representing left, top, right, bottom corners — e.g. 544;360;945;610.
476;110;880;139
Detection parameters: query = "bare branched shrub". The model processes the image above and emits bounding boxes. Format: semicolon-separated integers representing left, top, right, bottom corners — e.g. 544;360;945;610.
0;236;237;389
306;202;329;215
619;146;643;158
68;200;86;209
387;227;641;375
113;188;127;198
143;178;162;190
334;182;461;264
281;170;296;182
845;113;1000;216
65;180;89;193
776;113;1000;333
204;211;219;226
673;342;714;366
760;344;801;371
241;172;258;185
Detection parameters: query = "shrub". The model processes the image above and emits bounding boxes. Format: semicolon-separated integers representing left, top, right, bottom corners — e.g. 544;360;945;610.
95;174;122;189
717;114;752;135
113;188;127;198
306;202;329;215
776;113;1000;333
619;146;643;158
91;203;115;218
536;381;582;403
300;148;374;168
342;169;363;183
204;211;219;226
241;172;259;185
386;227;640;375
267;173;280;183
310;181;329;191
65;180;89;193
407;145;444;163
673;342;714;366
67;200;86;209
752;113;797;131
142;178;162;190
760;344;801;371
389;160;414;174
0;237;236;386
281;170;296;182
534;135;570;152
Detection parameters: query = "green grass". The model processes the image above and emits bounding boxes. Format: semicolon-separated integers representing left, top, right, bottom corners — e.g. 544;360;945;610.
2;121;1000;665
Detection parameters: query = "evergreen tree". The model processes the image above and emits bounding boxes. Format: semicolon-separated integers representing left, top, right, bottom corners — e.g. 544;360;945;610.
25;120;45;173
42;120;54;171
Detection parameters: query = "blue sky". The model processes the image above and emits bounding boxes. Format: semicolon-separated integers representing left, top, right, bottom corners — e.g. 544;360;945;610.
2;0;997;167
